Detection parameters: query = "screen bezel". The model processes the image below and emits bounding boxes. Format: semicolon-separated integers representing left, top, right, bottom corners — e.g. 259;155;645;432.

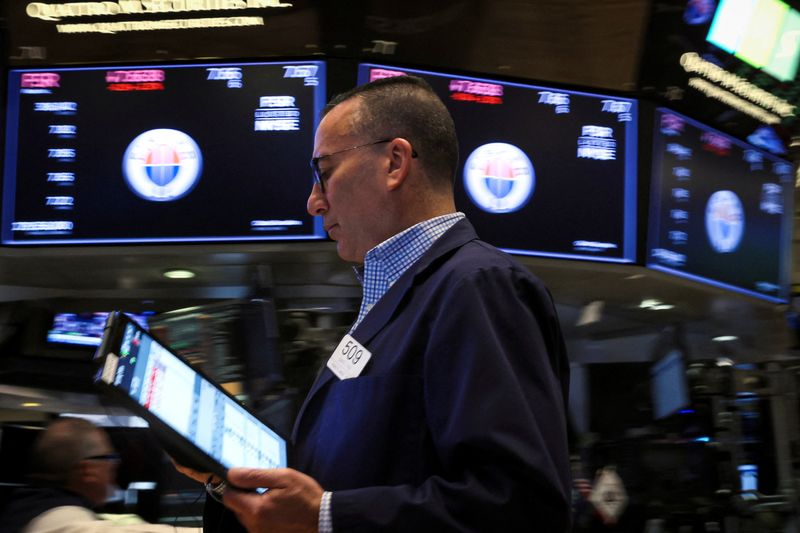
93;311;289;480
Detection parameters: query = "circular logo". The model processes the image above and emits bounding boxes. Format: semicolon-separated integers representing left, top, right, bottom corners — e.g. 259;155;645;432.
705;190;745;253
463;143;535;213
123;128;202;202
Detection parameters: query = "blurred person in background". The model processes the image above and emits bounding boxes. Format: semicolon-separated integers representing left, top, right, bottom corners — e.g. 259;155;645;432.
0;417;199;533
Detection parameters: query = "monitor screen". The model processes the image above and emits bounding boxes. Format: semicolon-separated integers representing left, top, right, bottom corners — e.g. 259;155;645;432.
357;64;638;263
3;61;326;244
650;349;690;420
96;315;288;475
647;108;794;302
706;0;800;83
47;311;150;347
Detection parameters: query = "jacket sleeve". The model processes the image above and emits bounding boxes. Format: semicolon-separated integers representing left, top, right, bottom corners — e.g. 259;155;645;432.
330;265;572;532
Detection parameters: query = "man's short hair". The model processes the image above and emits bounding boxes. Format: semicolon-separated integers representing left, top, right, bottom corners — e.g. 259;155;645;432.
324;75;459;189
29;418;106;485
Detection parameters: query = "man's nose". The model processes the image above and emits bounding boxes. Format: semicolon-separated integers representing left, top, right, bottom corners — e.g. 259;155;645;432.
307;182;328;216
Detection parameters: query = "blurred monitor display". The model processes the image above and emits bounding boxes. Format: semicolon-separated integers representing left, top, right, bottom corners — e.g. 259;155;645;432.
706;0;800;82
47;311;150;347
647;108;794;303
357;64;638;263
650;349;691;420
3;61;325;244
738;463;759;491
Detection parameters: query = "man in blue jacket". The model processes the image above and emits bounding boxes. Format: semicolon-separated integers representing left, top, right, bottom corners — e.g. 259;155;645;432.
212;74;572;532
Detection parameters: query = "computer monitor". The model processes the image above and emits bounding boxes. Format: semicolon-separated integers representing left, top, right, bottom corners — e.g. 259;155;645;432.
650;349;691;420
47;311;150;347
3;60;326;244
357;63;638;263
646;108;794;302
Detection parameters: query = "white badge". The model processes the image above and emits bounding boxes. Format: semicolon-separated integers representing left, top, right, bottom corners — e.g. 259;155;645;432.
327;334;372;380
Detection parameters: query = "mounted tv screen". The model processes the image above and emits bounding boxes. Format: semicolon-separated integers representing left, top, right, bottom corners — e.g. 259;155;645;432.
706;0;800;83
47;311;151;347
650;350;690;420
3;61;325;244
647;108;794;303
357;64;638;263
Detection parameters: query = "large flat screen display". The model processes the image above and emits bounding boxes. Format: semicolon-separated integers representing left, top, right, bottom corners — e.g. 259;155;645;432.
3;61;325;244
357;64;638;263
647;108;794;303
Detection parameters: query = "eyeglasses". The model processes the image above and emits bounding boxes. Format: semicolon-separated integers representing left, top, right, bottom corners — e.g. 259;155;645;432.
309;138;418;193
83;453;121;463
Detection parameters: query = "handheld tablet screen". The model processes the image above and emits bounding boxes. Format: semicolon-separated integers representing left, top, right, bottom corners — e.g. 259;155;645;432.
97;316;287;474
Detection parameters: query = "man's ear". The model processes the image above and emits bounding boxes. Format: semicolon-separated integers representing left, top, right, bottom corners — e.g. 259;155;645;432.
386;138;414;191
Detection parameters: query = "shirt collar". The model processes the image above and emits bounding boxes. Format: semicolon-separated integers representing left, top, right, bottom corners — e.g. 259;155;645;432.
350;212;465;332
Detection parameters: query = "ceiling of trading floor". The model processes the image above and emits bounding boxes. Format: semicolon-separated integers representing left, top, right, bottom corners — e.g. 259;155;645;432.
2;1;651;92
4;0;799;143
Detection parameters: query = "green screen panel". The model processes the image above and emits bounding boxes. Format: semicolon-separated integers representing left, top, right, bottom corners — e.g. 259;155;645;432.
764;8;800;81
707;0;756;54
735;0;789;68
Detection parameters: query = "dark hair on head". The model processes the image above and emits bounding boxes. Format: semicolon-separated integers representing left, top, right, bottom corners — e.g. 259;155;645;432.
323;75;459;189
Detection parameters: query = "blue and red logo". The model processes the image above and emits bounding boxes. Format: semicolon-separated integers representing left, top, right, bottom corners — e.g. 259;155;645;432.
463;143;535;213
123;129;202;202
705;190;744;253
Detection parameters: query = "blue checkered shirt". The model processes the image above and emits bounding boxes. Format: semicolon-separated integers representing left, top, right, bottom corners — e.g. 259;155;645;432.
350;212;465;332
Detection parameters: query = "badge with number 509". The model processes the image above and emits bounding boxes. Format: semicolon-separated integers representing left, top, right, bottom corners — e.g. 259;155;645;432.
327;334;372;380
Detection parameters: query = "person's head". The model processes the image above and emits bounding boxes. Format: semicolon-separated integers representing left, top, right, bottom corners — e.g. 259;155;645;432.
307;75;459;263
28;417;119;506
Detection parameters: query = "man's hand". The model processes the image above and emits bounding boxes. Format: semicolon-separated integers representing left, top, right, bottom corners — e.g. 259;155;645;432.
223;467;324;533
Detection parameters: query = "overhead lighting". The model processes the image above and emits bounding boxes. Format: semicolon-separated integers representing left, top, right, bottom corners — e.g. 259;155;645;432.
21;402;42;408
713;335;739;342
163;269;195;280
638;299;675;311
576;300;604;326
167;306;202;314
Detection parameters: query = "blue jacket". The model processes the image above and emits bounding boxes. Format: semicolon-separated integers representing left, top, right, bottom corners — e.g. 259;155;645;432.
291;219;571;531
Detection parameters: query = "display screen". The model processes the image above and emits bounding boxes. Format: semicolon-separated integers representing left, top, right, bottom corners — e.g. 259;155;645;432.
647;108;794;302
650;350;690;419
47;311;150;347
357;64;638;262
706;0;800;82
3;61;325;244
97;318;287;473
